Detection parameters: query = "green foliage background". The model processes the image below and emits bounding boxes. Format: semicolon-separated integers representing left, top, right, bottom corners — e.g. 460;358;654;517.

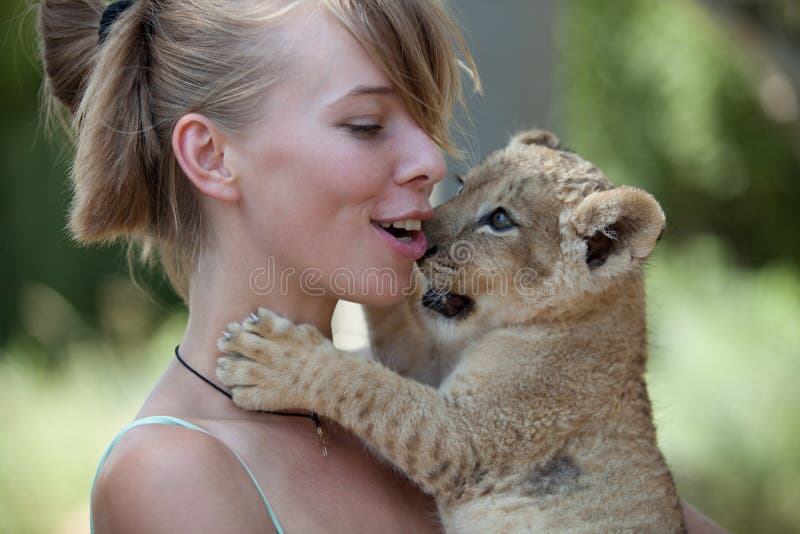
560;0;800;269
1;0;799;532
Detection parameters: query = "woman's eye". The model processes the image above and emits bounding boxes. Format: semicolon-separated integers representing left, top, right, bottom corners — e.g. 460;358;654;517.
346;124;383;138
487;208;515;231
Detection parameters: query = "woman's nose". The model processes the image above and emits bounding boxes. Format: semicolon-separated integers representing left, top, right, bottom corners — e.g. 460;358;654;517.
394;123;447;193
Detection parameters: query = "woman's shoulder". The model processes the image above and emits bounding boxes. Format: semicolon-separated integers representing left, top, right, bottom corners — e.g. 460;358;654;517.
91;418;277;534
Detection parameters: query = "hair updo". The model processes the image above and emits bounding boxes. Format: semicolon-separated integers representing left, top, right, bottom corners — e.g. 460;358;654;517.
38;0;479;301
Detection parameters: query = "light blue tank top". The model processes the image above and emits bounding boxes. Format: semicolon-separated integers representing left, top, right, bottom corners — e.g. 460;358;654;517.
90;415;284;533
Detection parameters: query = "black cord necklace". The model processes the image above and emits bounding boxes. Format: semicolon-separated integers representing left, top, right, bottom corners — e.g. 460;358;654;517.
174;345;327;456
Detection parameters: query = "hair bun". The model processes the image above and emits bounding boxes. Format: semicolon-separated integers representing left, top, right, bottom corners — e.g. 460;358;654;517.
98;0;135;44
38;0;106;113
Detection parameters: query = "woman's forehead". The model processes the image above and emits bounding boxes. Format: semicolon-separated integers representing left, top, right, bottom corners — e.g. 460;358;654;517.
276;7;392;105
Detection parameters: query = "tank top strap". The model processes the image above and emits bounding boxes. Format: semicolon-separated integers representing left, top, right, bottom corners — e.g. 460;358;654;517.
90;415;284;534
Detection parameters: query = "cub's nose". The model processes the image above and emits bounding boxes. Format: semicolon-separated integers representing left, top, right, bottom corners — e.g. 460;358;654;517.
420;245;438;261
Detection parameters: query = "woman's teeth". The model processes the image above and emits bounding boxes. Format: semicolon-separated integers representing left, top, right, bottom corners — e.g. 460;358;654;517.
378;219;422;231
376;219;420;243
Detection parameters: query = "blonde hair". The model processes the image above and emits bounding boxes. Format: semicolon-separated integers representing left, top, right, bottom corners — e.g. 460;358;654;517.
38;0;479;301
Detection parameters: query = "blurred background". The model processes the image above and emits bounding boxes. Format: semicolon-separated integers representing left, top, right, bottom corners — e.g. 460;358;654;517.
2;0;799;532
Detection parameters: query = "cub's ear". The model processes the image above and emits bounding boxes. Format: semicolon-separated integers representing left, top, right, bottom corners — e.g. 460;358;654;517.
510;129;560;150
569;186;665;272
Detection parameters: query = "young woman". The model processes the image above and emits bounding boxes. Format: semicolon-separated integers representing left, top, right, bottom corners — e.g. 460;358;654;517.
39;0;472;531
38;0;724;532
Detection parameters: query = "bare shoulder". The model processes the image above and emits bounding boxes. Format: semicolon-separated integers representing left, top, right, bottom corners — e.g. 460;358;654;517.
91;421;277;534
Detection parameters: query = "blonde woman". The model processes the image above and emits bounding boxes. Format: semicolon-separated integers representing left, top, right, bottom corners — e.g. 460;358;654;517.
38;0;723;532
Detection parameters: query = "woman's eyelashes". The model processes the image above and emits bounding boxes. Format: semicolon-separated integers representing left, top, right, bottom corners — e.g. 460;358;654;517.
344;123;384;138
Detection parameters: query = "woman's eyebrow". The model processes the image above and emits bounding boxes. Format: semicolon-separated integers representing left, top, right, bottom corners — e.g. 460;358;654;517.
326;85;395;108
346;85;394;97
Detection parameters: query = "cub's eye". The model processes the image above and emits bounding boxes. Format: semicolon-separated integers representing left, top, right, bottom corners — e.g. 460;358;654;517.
487;207;515;231
454;175;464;195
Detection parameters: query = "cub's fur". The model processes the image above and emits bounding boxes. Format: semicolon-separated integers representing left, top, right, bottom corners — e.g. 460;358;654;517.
217;130;684;532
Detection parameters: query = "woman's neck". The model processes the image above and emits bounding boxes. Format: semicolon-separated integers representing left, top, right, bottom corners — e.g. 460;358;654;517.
177;252;338;401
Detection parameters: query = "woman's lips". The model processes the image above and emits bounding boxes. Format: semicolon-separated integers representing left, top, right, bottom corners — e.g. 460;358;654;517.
372;223;428;260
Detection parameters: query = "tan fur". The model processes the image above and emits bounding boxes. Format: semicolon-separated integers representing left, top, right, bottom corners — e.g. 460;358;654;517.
217;129;684;533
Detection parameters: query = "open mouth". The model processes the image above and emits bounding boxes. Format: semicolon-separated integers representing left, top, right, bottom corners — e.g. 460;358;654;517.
371;218;428;260
421;289;474;319
373;219;422;243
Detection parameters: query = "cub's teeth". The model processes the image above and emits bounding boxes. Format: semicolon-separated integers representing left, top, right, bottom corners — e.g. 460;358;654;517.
398;236;413;243
379;222;392;228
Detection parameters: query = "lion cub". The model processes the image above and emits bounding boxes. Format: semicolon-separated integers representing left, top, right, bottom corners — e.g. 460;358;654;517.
217;130;685;532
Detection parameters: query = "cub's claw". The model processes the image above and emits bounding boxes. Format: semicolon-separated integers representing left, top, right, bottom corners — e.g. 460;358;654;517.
215;307;334;413
217;307;330;362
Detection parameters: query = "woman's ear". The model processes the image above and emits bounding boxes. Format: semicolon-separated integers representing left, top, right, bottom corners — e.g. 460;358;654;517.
172;113;240;202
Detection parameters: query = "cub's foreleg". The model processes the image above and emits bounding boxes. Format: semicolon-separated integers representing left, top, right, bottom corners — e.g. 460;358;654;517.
217;308;475;498
363;299;436;384
362;265;437;384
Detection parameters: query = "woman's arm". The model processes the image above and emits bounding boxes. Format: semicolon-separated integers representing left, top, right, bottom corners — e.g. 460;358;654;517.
91;424;275;534
683;500;728;534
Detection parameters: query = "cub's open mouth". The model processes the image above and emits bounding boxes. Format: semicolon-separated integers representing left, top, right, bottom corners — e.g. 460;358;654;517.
421;289;474;319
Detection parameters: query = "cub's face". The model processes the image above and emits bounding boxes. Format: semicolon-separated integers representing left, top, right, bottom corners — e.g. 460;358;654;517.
417;130;664;333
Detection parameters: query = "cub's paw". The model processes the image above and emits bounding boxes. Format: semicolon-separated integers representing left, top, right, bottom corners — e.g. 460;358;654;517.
217;307;329;366
215;308;333;412
216;354;292;412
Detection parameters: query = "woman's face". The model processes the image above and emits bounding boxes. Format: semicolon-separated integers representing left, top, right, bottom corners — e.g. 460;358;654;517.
226;6;446;304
